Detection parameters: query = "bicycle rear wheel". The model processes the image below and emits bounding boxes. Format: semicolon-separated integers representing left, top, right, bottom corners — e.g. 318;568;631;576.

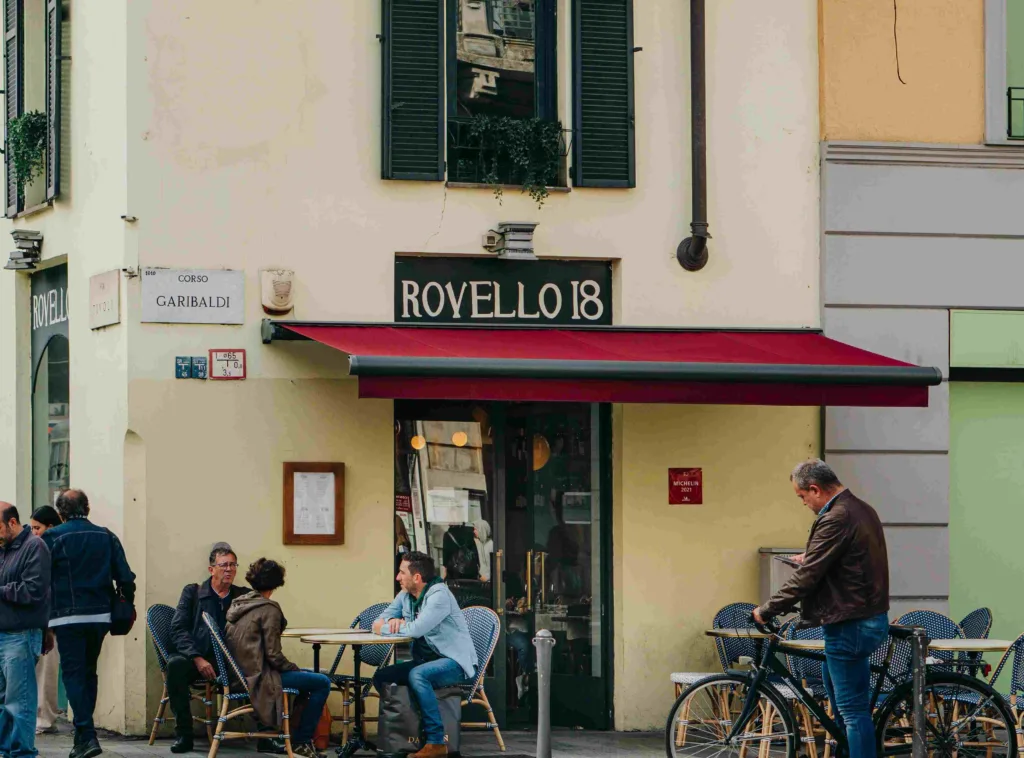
874;672;1018;758
666;673;798;758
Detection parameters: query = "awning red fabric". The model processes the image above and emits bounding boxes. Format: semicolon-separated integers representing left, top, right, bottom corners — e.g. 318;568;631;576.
274;324;941;407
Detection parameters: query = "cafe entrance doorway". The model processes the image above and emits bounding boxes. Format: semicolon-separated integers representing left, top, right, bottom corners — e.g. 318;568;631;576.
393;401;612;730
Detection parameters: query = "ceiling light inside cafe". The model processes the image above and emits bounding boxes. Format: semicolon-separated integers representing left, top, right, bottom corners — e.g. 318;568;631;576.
411;435;426;451
452;431;469;448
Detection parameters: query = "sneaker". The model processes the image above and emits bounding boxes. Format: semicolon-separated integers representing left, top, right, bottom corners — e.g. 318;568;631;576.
292;742;323;758
257;738;288;755
69;737;102;758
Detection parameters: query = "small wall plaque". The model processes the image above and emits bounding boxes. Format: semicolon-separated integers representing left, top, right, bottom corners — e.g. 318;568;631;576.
175;357;192;379
669;468;703;505
209;349;246;380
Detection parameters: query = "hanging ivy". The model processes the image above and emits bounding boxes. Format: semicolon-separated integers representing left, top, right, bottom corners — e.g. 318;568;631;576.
466;115;564;207
7;111;47;195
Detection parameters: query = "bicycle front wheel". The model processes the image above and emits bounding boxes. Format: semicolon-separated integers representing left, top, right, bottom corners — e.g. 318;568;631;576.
875;671;1018;758
666;673;798;758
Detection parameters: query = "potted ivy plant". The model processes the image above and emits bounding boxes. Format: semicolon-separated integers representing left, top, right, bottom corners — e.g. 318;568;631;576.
7;110;47;197
465;115;565;207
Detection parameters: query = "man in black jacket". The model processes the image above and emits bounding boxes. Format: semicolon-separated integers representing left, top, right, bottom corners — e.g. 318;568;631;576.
0;503;50;758
166;543;248;754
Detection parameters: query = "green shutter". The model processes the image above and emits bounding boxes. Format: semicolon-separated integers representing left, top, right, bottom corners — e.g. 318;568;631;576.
4;0;21;216
45;0;60;201
381;0;443;181
572;0;635;188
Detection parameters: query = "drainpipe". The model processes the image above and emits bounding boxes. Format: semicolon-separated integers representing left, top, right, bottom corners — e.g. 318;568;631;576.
676;0;710;272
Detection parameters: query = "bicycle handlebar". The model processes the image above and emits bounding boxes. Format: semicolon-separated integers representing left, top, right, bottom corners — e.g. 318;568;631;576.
749;613;783;636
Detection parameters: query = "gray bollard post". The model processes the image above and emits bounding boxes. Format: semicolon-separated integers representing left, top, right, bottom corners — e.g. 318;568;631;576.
534;629;556;758
911;629;928;758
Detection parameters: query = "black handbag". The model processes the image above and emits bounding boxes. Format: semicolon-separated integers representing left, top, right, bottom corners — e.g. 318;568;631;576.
377;683;462;757
108;531;136;636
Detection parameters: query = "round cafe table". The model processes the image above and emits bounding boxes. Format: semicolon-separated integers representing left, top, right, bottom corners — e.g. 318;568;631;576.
280;628;360;672
927;639;1011;653
301;632;411;758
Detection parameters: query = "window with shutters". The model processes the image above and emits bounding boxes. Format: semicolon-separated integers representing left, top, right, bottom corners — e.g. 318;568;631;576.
3;0;63;217
381;0;634;188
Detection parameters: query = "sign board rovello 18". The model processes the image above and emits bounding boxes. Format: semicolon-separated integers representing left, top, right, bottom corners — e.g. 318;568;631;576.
395;256;612;325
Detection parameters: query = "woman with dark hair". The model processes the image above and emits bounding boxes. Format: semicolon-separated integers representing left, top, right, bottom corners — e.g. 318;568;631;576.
30;506;63;734
225;559;331;758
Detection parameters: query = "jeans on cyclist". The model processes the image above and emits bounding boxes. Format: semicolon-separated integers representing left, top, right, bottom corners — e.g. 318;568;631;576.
821;613;889;758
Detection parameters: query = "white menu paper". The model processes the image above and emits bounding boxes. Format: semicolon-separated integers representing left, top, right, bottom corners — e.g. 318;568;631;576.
293;472;335;535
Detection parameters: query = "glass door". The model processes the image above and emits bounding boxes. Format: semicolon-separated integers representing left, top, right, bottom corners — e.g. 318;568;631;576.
504;403;611;730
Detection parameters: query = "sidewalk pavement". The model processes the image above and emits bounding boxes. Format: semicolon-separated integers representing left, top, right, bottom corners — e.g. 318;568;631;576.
36;722;663;758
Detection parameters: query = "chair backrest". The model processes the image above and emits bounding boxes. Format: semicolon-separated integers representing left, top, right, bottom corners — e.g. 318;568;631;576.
147;603;176;673
989;632;1024;697
202;611;249;695
712;602;758;672
462;606;500;702
892;609;964;678
784;623;824;683
326;601;393;676
959;607;993;640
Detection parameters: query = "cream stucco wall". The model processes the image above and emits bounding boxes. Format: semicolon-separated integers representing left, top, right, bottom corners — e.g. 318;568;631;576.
819;0;984;142
1;0;822;735
614;404;818;730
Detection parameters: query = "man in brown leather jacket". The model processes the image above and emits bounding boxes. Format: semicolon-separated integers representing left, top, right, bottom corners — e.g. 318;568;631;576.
754;460;889;758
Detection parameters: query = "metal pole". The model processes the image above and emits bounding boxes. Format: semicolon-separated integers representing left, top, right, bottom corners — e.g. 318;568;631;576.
534;629;556;758
911;629;928;758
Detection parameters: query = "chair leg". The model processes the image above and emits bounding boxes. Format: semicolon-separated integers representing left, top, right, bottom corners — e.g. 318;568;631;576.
208;695;230;758
475;689;505;752
341;683;352;745
282;693;294;758
204;683;215;742
675;690;692;747
150;683;169;745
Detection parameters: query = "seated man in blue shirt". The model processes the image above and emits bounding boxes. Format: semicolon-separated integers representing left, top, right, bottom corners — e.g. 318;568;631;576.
372;551;477;758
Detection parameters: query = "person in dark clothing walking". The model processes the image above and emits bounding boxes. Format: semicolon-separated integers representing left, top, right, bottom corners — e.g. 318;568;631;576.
165;542;248;754
43;490;136;758
0;503;51;758
754;460;890;758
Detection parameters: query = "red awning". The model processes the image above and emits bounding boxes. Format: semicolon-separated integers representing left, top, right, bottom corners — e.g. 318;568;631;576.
267;323;941;407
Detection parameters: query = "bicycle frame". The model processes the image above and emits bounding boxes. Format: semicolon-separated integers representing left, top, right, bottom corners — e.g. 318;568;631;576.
725;633;903;756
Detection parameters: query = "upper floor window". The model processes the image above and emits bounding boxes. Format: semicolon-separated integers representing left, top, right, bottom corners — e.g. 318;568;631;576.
380;0;635;189
986;0;1024;142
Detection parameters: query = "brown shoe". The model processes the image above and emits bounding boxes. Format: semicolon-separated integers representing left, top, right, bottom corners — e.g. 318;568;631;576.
410;744;447;758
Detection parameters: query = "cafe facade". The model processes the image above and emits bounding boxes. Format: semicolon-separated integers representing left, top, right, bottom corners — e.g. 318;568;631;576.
0;0;941;736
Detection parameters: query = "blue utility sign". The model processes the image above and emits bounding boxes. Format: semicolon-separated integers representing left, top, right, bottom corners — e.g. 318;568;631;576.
175;357;192;379
191;357;208;379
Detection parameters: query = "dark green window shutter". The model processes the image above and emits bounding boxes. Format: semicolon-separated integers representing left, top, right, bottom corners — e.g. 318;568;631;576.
4;0;21;216
45;0;60;201
572;0;635;188
381;0;443;181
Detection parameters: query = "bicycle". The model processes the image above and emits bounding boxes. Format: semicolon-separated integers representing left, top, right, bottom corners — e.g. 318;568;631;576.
665;617;1018;758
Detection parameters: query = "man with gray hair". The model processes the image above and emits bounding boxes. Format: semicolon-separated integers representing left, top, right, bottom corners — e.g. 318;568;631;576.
754;459;889;758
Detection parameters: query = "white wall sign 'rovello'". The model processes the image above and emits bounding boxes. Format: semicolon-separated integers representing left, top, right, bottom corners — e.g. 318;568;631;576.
141;268;245;324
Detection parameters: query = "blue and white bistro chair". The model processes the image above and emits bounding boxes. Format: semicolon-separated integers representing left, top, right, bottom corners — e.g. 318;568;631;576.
202;612;297;758
460;606;505;752
146;604;215;744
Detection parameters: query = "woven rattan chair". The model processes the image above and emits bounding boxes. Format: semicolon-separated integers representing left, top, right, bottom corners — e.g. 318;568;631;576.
202;612;296;758
318;601;392;744
959;607;994;676
893;609;965;678
783;623;829;758
146;604;215;744
460;606;505;752
669;602;758;700
983;632;1024;748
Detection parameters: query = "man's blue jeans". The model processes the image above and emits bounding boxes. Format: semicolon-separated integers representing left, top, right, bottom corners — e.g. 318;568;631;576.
373;658;469;745
54;623;109;745
0;629;43;758
279;670;332;744
821;613;889;758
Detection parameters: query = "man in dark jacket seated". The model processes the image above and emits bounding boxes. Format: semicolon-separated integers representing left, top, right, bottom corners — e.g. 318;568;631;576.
166;542;248;754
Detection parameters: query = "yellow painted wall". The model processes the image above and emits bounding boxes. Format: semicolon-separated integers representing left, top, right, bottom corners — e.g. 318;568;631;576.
615;403;818;730
819;0;984;143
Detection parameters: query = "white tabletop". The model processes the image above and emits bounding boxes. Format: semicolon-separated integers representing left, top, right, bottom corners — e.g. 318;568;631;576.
281;627;358;639
705;628;771;639
300;632;411;645
927;639;1011;653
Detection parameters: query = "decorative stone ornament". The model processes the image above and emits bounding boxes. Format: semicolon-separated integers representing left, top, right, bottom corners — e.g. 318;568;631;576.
260;268;295;315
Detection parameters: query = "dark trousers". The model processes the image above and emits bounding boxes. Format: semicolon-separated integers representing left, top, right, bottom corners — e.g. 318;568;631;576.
166;655;203;737
54;623;109;745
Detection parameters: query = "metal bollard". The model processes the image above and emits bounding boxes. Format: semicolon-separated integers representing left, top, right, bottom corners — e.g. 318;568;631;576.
534;629;556;758
911;629;928;758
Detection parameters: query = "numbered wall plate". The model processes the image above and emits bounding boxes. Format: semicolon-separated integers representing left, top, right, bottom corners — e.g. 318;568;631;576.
208;349;246;380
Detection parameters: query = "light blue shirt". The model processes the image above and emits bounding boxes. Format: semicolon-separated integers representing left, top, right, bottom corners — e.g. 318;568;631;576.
817;490;844;519
378;582;478;679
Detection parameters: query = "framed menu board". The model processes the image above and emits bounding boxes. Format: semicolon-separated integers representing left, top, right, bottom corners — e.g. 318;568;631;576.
283;462;345;545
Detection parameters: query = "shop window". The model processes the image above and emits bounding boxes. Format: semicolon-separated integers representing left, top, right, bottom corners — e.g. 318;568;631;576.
380;0;635;188
32;334;69;508
4;0;66;217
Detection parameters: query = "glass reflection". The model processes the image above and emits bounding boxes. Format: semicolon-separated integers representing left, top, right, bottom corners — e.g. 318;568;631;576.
455;0;536;118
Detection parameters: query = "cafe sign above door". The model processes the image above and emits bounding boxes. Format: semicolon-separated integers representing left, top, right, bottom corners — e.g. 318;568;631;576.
395;256;612;325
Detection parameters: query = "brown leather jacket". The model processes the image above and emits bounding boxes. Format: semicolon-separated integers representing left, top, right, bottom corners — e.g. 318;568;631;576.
759;490;889;626
225;592;299;727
